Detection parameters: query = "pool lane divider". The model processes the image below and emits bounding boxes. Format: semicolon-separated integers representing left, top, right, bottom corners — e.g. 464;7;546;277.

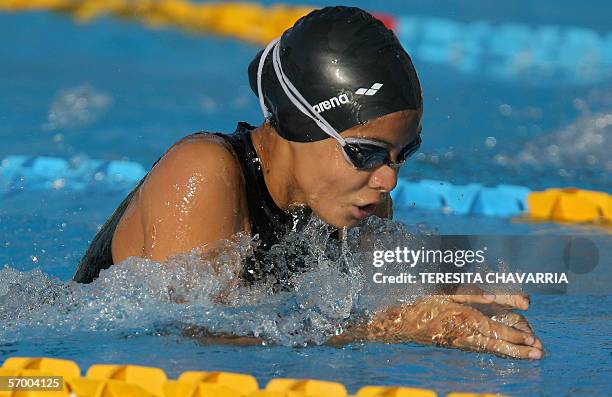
1;154;610;226
2;0;611;84
391;179;611;225
0;356;506;397
0;1;328;46
0;155;146;192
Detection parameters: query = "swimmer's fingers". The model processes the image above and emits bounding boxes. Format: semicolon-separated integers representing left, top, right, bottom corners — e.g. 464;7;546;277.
492;293;530;311
472;302;533;330
449;284;495;305
491;310;533;333
457;333;543;359
469;317;542;359
466;302;543;349
490;312;542;349
452;285;530;310
475;315;537;347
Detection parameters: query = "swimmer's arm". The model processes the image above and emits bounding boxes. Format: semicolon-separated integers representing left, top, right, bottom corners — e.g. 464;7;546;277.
326;297;543;359
117;137;245;265
181;326;264;346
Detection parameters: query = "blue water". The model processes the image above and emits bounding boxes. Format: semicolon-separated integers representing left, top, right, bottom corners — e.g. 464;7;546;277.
1;1;611;396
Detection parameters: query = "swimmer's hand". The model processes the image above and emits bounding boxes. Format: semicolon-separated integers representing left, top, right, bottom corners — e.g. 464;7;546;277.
450;284;530;311
181;325;264;346
328;296;543;360
449;284;538;335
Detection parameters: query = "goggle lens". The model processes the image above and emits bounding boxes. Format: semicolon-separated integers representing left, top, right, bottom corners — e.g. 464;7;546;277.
343;135;421;170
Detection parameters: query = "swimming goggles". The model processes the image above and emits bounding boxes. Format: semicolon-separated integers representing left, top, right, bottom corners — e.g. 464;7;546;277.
343;135;421;170
256;37;422;170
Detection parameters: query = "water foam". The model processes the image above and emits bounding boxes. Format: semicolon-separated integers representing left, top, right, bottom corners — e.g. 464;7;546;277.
0;216;443;347
496;101;612;175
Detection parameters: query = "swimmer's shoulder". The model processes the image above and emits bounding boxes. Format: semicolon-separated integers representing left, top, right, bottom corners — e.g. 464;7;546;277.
147;131;245;189
143;131;248;216
112;131;250;263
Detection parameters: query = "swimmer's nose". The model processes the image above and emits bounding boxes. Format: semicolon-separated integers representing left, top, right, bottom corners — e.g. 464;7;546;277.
368;165;398;192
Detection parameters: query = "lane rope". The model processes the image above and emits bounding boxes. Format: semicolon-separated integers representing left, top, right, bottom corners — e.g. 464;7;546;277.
2;154;610;225
0;355;492;397
1;0;610;83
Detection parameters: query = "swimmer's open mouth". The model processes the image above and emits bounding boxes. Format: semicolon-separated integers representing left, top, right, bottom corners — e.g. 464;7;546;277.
354;203;377;219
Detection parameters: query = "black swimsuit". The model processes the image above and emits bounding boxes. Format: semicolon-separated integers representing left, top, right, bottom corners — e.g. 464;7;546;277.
73;121;338;290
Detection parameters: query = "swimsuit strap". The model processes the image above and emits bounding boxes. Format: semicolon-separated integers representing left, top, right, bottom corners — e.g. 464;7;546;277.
212;121;291;251
74;121;338;289
214;122;337;290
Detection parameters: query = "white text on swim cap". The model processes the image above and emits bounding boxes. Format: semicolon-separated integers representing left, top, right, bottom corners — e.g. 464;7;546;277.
312;93;350;114
311;83;384;114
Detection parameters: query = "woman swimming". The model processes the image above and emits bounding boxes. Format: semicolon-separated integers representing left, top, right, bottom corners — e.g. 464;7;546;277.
74;6;543;359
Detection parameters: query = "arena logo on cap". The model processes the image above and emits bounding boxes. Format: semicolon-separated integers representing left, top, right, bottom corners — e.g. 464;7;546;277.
312;93;350;114
355;83;384;95
312;82;384;114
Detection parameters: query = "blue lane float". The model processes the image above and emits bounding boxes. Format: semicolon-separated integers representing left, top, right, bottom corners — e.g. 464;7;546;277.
1;155;530;218
391;178;530;217
397;15;612;84
0;155;146;193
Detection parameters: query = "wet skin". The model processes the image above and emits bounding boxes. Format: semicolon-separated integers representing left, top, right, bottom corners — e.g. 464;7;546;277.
110;108;543;358
249;109;422;229
111;109;422;264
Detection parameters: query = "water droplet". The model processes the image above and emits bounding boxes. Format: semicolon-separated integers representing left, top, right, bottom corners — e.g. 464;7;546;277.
485;136;497;148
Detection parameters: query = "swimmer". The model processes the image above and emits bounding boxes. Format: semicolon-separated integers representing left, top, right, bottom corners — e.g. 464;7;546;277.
73;6;543;358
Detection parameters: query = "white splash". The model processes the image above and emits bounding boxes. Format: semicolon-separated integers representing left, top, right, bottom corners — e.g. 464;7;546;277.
44;84;112;130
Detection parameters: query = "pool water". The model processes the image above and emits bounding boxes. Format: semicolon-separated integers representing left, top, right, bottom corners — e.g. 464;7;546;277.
1;1;611;396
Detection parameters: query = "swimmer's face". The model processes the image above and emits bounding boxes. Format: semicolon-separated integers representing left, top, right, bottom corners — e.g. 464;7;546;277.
291;109;422;228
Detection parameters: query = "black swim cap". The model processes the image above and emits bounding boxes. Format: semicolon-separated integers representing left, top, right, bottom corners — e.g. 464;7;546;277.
248;6;422;143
